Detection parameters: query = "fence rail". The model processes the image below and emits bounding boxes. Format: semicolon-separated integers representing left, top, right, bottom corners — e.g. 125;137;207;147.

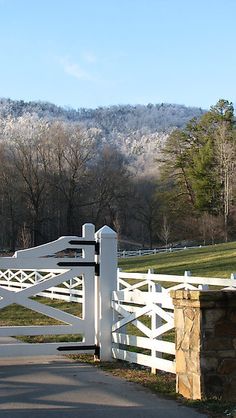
118;270;236;290
114;269;236;374
0;269;83;303
118;245;204;258
1;264;236;373
112;286;176;374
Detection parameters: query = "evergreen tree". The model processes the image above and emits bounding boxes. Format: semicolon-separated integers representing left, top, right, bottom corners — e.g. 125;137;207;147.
160;99;236;241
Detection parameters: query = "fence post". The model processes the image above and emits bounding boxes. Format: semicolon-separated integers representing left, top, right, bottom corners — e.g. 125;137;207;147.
198;284;209;291
117;267;127;334
184;270;191;290
147;268;154;293
69;278;73;302
95;225;117;361
117;267;122;290
147;269;163;374
184;270;209;291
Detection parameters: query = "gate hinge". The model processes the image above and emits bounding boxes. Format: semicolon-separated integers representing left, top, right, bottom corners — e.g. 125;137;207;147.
57;344;100;358
95;242;100;255
95;263;100;276
68;240;100;256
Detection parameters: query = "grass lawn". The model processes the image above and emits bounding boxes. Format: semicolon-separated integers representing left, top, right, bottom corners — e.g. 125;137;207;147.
0;297;83;343
119;241;236;278
0;297;82;326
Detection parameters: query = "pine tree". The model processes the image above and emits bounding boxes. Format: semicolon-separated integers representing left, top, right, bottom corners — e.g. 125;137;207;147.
159;99;236;241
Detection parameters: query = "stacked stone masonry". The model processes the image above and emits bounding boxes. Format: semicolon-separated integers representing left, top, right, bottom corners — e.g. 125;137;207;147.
171;290;236;401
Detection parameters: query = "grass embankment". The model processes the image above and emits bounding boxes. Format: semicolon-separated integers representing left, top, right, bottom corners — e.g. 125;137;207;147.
119;241;236;278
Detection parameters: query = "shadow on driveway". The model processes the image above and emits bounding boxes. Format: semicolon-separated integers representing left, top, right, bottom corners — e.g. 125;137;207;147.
0;356;207;418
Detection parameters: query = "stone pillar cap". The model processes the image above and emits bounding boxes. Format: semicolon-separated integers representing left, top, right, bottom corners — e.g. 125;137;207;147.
171;289;236;308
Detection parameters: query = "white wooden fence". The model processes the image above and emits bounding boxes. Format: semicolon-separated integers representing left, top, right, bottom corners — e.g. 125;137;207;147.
1;228;236;373
112;269;236;374
118;245;204;258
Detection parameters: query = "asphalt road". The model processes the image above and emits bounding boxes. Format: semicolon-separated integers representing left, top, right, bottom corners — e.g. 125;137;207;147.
0;356;208;418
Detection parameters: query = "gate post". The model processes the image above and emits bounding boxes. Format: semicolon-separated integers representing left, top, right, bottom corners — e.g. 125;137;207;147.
95;225;117;361
172;289;236;401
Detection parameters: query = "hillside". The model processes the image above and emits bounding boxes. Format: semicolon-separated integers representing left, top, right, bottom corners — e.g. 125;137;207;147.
0;98;205;130
0;98;205;175
119;241;236;278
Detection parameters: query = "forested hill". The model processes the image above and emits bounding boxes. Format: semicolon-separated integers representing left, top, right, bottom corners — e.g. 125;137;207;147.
0;98;205;132
0;97;233;249
0;98;205;175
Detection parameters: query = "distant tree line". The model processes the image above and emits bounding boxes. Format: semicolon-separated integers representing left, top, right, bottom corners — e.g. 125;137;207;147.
0;99;235;251
0;98;205;133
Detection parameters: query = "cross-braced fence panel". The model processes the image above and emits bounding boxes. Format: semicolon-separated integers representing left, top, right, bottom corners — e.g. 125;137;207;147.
112;289;176;374
0;269;84;303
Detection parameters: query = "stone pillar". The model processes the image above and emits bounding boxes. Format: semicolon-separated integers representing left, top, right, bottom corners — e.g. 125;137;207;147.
171;290;236;401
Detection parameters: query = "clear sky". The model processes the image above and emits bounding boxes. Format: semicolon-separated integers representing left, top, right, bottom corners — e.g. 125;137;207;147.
0;0;235;110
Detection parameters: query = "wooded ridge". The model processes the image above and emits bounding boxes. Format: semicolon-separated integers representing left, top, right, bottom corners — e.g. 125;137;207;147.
0;98;234;250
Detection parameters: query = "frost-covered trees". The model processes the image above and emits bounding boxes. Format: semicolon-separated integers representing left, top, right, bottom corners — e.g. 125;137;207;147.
0;98;235;249
0;114;132;249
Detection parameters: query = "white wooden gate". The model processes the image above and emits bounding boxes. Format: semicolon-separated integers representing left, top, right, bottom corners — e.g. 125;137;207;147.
0;224;117;360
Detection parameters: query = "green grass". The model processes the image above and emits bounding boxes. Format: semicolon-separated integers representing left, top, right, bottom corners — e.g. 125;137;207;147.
17;334;83;343
0;297;83;343
0;297;82;326
119;241;236;278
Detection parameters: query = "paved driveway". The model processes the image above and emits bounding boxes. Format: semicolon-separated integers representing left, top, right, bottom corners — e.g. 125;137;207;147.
0;356;207;418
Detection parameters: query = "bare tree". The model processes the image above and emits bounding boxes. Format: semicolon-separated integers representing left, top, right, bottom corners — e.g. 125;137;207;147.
90;145;132;231
47;121;97;234
158;215;171;249
131;180;159;248
214;122;235;241
17;222;32;249
0;141;22;250
199;213;224;245
3;114;50;245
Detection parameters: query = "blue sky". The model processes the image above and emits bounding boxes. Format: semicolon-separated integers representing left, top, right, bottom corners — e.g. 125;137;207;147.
0;0;235;110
